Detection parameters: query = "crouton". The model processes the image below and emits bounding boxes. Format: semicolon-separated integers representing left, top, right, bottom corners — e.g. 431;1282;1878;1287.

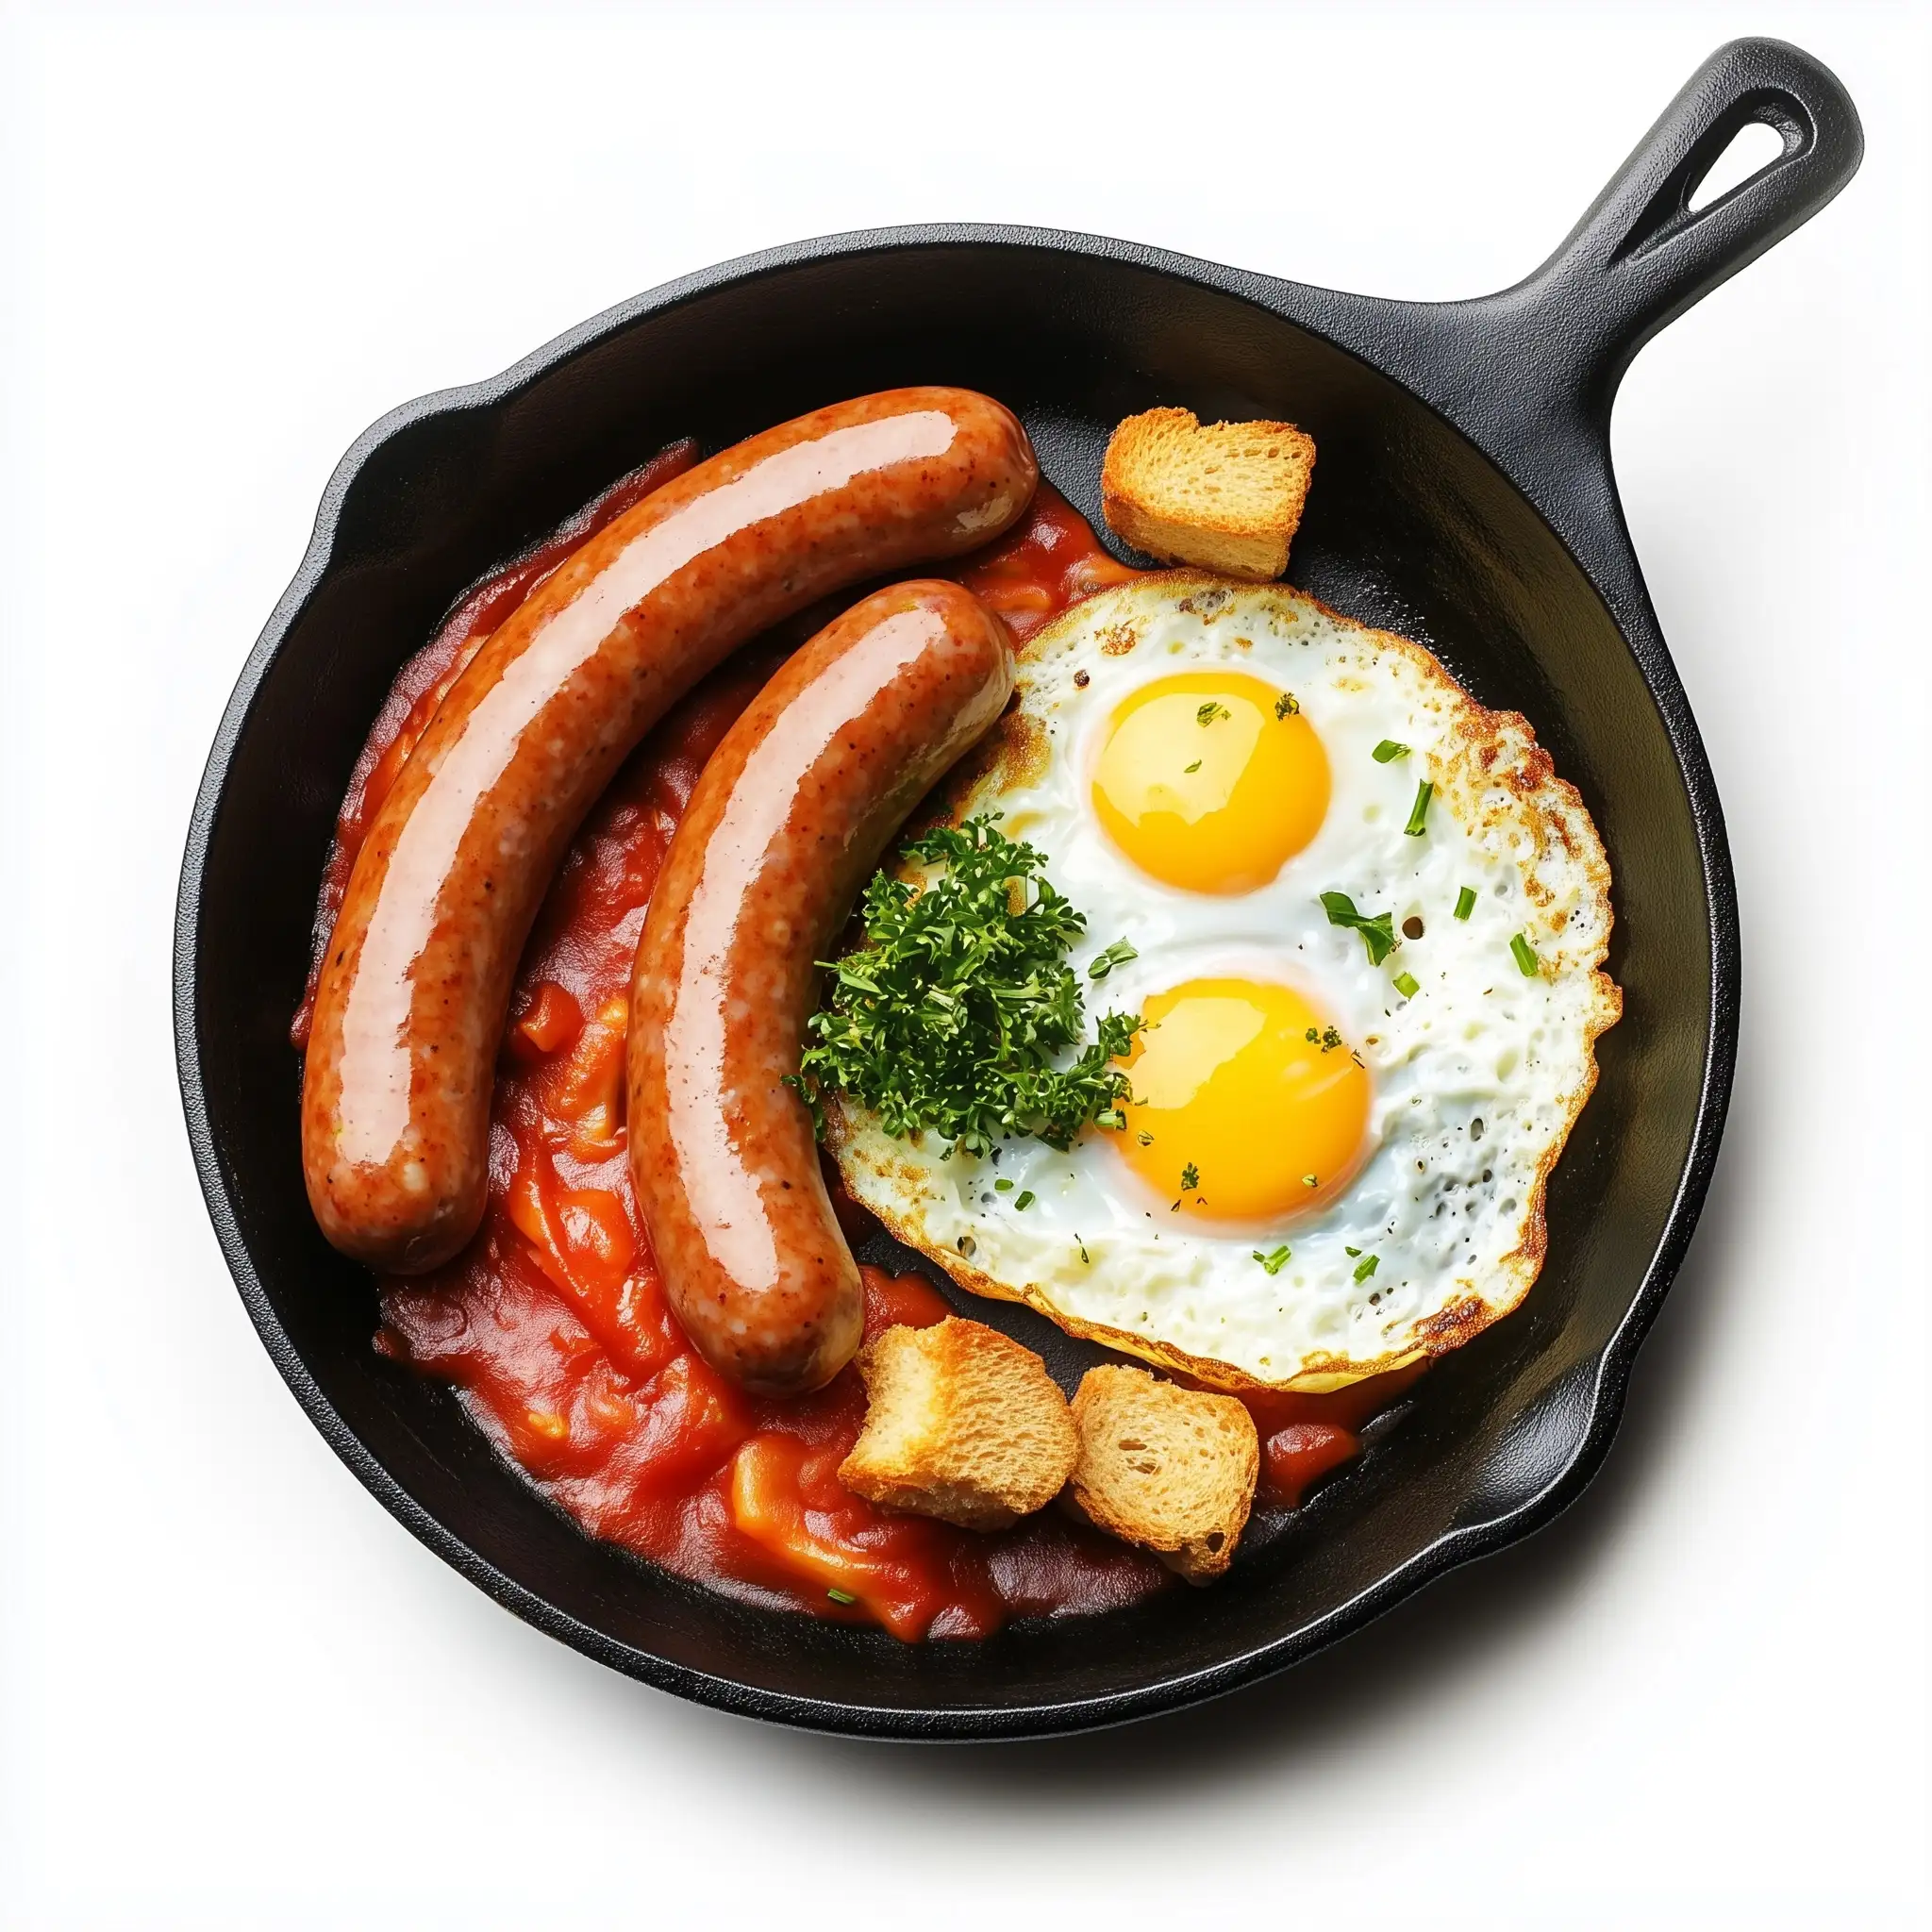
1100;407;1316;579
1068;1365;1259;1583
839;1318;1077;1531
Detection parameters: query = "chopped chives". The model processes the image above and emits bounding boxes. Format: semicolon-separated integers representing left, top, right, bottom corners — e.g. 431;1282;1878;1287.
1454;886;1477;921
1392;971;1420;999
1183;759;1202;774
1322;890;1397;965
1510;933;1540;976
826;1588;858;1606
1253;1244;1292;1275
1014;1190;1036;1210
994;1177;1013;1191
1403;780;1434;837
1353;1253;1379;1283
1372;740;1409;763
1196;701;1231;725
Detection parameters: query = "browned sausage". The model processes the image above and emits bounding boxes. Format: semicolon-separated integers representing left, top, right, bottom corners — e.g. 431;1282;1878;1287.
627;581;1013;1393
303;391;1037;1272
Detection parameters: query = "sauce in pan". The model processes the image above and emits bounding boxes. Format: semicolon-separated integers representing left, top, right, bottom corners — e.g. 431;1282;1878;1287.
298;449;1422;1638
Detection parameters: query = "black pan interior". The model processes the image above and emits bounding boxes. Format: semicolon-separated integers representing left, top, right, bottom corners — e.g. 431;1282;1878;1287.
183;242;1708;1732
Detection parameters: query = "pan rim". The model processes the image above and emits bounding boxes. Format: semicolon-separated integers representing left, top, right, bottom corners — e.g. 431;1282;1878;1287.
173;223;1739;1740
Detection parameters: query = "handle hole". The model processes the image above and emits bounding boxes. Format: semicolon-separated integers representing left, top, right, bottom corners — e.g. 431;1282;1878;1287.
1612;92;1813;267
1687;120;1788;212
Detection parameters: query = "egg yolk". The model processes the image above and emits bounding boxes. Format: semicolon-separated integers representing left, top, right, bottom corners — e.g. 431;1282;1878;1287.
1114;978;1371;1222
1091;670;1328;893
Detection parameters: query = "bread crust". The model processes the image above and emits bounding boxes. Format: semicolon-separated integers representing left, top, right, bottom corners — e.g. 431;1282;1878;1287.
1100;408;1316;579
1067;1366;1259;1583
838;1318;1077;1531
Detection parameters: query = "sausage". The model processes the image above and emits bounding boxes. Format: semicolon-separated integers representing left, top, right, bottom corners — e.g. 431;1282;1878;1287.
303;391;1037;1272
627;581;1014;1393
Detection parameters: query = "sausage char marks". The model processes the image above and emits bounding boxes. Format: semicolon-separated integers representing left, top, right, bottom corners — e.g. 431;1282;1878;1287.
301;390;1037;1273
628;581;1015;1394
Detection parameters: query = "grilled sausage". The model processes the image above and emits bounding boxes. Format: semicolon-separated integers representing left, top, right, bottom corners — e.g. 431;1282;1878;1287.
303;391;1036;1271
627;581;1013;1393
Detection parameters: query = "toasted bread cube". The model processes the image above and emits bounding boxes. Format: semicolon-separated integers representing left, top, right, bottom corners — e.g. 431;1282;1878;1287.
1068;1365;1259;1583
1100;407;1316;579
839;1318;1077;1531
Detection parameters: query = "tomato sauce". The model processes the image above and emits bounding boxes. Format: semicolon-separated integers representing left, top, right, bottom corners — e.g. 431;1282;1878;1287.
304;448;1422;1639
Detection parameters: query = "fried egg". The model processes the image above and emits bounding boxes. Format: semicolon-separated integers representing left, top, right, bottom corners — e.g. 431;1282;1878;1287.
825;575;1620;1390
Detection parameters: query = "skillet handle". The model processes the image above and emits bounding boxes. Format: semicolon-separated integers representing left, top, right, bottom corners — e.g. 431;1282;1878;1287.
1502;35;1865;415
1281;39;1861;608
1293;41;1862;468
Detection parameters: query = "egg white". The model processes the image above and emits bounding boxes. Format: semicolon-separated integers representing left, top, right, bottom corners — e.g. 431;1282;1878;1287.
825;575;1621;1390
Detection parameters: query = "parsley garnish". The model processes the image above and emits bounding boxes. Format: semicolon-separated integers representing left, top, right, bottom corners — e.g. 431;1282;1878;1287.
1254;1244;1292;1275
1404;780;1434;837
1373;740;1409;763
1322;890;1397;965
1455;886;1477;921
1180;1162;1200;1191
1274;691;1300;719
791;817;1141;1158
1196;701;1232;725
1304;1024;1343;1052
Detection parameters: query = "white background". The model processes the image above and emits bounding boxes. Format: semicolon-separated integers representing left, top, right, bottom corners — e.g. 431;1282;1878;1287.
2;2;1925;1926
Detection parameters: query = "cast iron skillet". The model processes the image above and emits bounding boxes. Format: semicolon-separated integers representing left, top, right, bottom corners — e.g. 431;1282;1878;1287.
175;39;1860;1738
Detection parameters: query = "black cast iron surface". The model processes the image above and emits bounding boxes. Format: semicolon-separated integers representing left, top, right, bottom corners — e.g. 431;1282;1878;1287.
175;39;1860;1737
